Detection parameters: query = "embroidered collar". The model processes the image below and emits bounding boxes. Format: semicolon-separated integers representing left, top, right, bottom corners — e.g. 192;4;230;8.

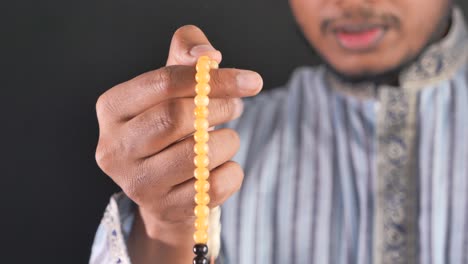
325;7;468;100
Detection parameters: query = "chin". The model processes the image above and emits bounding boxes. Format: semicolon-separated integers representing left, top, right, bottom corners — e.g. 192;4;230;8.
324;60;409;85
322;49;421;85
329;53;397;74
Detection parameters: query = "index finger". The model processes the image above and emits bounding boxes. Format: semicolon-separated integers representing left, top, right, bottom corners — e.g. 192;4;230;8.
96;65;263;123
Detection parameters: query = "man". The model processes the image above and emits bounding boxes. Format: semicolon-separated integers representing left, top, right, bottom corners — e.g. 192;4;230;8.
90;0;468;263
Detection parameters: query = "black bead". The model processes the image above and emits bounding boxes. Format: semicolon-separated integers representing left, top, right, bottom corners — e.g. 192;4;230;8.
193;255;208;264
193;244;208;256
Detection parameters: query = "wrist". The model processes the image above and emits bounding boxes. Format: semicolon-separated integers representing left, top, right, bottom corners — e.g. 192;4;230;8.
137;206;195;244
128;207;194;264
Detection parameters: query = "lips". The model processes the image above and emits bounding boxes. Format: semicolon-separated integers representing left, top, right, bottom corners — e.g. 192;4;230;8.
333;25;387;52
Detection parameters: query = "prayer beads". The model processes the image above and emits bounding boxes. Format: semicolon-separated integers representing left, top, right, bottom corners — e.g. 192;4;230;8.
193;56;218;264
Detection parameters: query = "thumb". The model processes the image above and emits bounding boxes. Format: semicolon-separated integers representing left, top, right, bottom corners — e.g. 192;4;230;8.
166;25;222;66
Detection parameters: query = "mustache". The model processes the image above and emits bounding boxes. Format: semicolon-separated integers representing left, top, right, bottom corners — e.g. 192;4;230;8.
321;8;401;33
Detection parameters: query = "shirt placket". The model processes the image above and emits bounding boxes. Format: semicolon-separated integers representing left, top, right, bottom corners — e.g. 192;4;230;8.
374;87;420;264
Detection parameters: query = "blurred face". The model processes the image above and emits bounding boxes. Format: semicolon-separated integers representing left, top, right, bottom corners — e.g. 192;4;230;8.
289;0;451;79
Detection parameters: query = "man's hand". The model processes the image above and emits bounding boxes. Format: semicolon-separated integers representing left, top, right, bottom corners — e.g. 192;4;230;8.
95;25;263;263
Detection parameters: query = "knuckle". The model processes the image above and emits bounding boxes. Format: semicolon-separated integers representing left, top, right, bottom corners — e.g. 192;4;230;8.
166;99;186;124
217;98;236;119
153;101;180;133
146;67;174;96
95;135;134;175
95;140;116;175
209;70;226;95
182;138;197;162
95;95;105;117
95;140;156;205
138;110;172;135
121;163;150;203
95;93;116;120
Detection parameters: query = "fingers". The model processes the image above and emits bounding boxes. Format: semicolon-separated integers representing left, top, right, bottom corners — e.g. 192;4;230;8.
122;97;243;158
95;25;251;228
157;161;244;222
143;128;241;187
98;128;240;206
96;66;262;123
201;161;244;207
166;25;222;66
96;25;263;125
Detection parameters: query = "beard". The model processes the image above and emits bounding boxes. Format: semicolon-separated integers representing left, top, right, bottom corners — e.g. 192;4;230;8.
322;6;452;86
323;58;412;86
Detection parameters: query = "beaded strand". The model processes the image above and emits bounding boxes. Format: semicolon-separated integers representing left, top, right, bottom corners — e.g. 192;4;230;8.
193;56;218;264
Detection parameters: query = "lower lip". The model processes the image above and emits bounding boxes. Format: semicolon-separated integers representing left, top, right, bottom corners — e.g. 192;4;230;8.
335;28;385;51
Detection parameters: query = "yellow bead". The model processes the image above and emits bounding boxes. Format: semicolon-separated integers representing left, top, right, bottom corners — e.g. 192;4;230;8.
193;56;214;245
196;72;210;83
195;83;211;95
194;155;209;167
194;143;209;155
196;63;211;72
195;192;210;205
194;217;209;230
194;106;209;119
194;180;210;192
210;60;219;69
194;167;209;180
194;95;209;107
194;130;209;143
194;118;209;130
194;230;208;244
198;55;210;62
194;205;210;218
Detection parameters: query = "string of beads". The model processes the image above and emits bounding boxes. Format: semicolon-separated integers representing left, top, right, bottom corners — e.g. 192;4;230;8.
193;56;218;264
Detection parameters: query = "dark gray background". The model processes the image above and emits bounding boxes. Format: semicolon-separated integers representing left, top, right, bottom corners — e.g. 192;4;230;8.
1;1;467;263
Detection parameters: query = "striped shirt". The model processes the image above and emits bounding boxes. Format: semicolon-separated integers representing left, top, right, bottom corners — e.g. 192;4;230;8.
90;7;468;264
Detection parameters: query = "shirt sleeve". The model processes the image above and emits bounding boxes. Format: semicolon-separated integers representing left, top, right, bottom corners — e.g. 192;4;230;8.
89;192;223;264
89;193;135;264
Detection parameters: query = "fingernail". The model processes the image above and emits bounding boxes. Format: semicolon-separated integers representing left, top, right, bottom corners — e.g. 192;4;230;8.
236;70;263;92
233;98;244;118
189;44;215;57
